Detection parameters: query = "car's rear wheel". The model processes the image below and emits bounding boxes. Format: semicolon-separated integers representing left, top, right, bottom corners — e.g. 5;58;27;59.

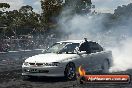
64;63;76;80
101;60;109;73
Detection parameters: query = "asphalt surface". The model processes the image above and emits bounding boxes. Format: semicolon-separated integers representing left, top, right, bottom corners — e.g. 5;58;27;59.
0;53;132;88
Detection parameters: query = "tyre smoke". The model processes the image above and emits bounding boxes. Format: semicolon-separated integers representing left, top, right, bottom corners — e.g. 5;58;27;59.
58;10;132;72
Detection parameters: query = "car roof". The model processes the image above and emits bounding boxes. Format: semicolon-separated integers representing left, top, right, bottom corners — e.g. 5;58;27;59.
57;40;93;43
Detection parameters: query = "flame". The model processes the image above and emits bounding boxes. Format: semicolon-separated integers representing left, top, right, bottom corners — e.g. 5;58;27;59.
78;66;86;76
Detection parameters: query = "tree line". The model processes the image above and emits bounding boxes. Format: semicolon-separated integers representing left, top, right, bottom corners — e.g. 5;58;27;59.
0;0;92;39
0;1;132;51
0;0;93;51
0;1;132;38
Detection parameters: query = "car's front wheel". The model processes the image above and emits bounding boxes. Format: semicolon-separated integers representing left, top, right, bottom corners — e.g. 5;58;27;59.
64;63;76;80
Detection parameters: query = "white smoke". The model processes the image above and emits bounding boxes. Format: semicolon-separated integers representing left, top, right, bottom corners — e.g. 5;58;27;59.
109;38;132;72
58;9;132;72
59;14;105;41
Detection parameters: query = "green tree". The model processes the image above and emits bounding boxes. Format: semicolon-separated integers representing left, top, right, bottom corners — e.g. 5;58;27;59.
4;5;41;36
63;0;92;14
41;0;62;29
15;5;41;35
41;0;92;29
0;3;10;11
19;5;33;14
114;3;132;17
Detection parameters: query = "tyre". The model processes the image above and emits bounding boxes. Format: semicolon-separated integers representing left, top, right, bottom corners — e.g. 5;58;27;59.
101;60;109;73
64;63;76;80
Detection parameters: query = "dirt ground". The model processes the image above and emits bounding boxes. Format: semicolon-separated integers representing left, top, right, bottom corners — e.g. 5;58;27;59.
0;55;132;88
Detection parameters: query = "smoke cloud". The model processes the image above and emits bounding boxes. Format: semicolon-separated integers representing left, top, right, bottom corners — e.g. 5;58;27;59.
58;7;132;72
109;38;132;72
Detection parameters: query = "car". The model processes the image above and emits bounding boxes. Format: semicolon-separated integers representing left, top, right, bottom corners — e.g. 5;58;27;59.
22;39;113;80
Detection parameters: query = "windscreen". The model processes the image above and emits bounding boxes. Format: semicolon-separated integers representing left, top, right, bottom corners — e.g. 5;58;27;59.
46;42;79;54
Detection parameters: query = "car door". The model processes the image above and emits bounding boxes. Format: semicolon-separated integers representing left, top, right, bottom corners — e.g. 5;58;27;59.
79;42;104;72
75;41;92;71
86;42;104;71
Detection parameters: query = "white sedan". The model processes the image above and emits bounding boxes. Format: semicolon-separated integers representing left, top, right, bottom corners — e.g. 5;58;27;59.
22;39;113;80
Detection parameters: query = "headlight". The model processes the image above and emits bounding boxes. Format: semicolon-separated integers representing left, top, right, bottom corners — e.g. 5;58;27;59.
23;62;29;66
44;62;60;66
52;62;60;66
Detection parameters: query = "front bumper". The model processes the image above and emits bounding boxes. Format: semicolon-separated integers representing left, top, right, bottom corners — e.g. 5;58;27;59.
22;66;65;77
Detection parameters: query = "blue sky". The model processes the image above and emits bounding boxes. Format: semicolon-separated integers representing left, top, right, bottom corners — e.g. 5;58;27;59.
0;0;132;13
92;0;132;13
24;0;41;13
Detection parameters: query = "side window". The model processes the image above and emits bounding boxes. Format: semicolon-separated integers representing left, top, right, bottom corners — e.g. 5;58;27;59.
97;44;103;51
65;43;79;50
62;43;79;53
89;42;103;53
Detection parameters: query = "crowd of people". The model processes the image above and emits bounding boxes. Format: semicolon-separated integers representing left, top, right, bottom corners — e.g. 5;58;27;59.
0;34;56;52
